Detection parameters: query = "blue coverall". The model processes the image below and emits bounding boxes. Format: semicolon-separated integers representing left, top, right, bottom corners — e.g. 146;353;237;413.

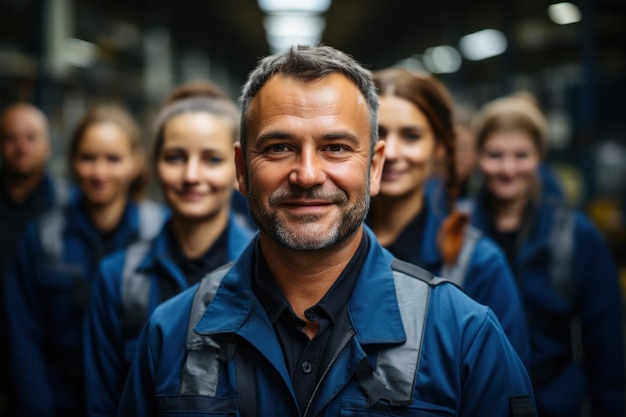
0;174;72;412
471;190;625;417
117;227;535;417
4;197;166;417
84;215;255;417
368;192;530;362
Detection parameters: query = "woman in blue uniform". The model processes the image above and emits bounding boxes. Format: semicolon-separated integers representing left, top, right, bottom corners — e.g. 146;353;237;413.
83;83;255;417
367;68;529;360
4;106;164;417
470;93;625;417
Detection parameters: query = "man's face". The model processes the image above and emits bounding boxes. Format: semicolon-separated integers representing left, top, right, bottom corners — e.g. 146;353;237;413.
236;73;384;251
1;105;50;178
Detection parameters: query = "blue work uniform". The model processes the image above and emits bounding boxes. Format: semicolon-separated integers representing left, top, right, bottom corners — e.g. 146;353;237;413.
0;174;72;416
117;227;535;417
0;174;72;274
367;192;530;362
471;188;625;417
4;196;166;417
84;215;254;417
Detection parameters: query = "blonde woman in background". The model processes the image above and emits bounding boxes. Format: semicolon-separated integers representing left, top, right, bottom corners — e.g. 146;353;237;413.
470;93;624;417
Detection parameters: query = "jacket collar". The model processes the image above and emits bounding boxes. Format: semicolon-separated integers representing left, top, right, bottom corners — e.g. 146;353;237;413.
193;226;408;413
194;225;407;346
135;214;255;291
135;224;189;290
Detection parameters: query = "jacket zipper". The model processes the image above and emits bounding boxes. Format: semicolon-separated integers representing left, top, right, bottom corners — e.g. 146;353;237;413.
302;329;355;417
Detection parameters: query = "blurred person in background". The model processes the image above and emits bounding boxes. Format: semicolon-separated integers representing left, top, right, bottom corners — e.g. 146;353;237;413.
470;93;625;417
0;103;71;416
157;82;256;231
367;68;529;361
4;105;166;417
0;103;71;275
83;82;255;417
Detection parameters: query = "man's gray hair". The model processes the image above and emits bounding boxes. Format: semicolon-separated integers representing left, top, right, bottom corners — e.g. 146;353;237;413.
238;45;379;155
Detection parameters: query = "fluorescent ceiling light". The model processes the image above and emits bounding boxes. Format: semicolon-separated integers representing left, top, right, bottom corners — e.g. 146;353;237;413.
423;45;462;74
264;14;325;53
258;0;331;13
548;2;582;25
263;14;325;37
459;29;507;61
267;35;322;53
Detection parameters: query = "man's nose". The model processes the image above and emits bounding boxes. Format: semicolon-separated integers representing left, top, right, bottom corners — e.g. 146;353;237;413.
288;148;327;188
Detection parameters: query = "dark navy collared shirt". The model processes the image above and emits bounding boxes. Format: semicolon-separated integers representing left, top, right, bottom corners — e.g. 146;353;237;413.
253;231;369;414
377;208;426;267
161;221;229;300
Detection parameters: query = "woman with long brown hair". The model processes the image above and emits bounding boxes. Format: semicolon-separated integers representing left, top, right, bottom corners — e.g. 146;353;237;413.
367;68;528;360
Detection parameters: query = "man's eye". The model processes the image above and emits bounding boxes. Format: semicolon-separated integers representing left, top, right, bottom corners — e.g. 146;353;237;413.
269;144;287;153
327;144;345;152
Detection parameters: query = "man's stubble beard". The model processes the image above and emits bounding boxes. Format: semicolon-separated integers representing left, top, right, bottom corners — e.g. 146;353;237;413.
246;174;370;252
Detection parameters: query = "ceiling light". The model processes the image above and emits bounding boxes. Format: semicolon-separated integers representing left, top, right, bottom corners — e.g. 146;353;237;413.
459;29;507;61
258;0;331;14
423;45;462;74
264;14;326;53
548;2;582;25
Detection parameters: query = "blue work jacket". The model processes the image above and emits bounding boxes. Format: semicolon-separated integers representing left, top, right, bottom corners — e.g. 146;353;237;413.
117;227;535;417
0;174;73;405
368;192;530;363
84;214;255;417
0;174;74;274
4;197;166;417
471;190;625;417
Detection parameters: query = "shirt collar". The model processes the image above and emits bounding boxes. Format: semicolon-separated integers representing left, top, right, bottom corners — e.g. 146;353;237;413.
253;232;369;326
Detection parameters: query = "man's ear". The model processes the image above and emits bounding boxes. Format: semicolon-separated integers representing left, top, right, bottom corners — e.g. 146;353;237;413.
234;142;248;197
369;140;386;197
